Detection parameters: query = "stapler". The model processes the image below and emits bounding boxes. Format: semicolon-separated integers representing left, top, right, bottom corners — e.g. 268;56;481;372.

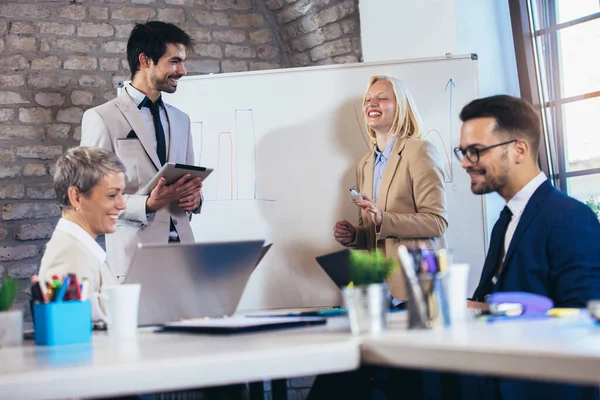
485;292;554;320
487;292;554;315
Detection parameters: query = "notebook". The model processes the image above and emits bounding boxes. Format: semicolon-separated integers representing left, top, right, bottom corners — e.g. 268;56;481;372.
160;316;326;334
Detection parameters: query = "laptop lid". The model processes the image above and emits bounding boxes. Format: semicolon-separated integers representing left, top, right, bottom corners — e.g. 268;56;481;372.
315;249;351;288
125;240;265;326
254;243;273;270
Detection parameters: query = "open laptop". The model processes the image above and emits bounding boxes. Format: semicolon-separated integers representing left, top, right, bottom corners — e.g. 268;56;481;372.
316;249;406;310
124;240;265;326
315;249;351;288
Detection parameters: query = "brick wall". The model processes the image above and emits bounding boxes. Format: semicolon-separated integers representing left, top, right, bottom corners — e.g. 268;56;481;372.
266;0;361;67
0;0;361;316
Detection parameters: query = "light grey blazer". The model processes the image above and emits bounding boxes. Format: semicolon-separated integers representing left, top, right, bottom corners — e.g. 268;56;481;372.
80;90;198;278
39;229;119;320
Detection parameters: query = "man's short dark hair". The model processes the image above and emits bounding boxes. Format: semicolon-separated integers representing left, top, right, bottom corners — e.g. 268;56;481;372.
459;95;541;157
127;21;193;78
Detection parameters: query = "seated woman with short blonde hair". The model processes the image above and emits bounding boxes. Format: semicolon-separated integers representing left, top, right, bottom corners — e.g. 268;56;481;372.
38;146;125;312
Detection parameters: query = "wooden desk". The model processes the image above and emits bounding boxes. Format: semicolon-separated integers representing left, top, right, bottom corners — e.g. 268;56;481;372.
362;313;600;386
0;325;359;400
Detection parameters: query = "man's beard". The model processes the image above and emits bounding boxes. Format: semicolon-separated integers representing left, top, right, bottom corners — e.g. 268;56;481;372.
469;170;506;195
467;164;509;195
151;73;181;93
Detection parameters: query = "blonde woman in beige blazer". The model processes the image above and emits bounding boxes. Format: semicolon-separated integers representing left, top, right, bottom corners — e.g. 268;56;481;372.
334;76;448;300
39;147;124;319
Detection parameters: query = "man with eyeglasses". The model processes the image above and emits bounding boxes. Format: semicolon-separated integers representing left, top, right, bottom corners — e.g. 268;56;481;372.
455;95;600;400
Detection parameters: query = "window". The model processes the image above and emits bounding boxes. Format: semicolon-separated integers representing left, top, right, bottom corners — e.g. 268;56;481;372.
510;0;600;207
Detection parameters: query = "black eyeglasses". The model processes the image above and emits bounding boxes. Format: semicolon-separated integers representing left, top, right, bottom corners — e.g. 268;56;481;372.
453;139;517;163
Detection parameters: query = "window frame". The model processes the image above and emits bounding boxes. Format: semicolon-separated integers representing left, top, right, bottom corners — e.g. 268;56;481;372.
509;0;600;192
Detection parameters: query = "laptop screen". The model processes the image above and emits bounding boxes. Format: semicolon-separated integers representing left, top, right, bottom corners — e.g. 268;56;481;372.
125;240;265;325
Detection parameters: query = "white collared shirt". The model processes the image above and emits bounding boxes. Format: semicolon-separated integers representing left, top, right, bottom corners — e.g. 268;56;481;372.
55;218;106;264
125;84;171;155
503;171;547;257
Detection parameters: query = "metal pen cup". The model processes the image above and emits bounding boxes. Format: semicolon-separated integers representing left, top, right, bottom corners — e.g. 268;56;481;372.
403;273;449;329
397;245;451;329
343;283;389;336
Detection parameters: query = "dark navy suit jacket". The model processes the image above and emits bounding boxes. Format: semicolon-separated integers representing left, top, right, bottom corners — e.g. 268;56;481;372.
476;180;600;307
468;180;600;400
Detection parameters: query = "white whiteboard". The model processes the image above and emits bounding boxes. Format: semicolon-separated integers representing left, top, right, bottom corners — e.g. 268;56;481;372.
162;55;486;310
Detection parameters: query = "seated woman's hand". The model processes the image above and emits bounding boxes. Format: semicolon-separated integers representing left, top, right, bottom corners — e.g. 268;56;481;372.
334;220;356;245
353;193;383;227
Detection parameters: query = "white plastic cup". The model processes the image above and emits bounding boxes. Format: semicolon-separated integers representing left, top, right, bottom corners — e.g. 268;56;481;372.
447;263;470;322
0;310;23;347
93;284;141;339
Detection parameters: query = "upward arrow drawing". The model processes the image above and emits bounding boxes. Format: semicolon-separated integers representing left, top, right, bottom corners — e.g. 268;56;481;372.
445;78;456;181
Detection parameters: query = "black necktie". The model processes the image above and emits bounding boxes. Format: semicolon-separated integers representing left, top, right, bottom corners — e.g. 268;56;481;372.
139;96;167;166
139;96;178;239
472;206;513;301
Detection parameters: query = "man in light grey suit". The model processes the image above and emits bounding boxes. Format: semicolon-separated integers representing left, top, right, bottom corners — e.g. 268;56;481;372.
81;22;203;279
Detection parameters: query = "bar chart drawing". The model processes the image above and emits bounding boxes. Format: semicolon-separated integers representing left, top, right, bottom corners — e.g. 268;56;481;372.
235;109;258;200
190;109;272;202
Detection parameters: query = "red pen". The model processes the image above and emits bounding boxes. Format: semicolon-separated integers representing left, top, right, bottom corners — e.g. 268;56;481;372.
68;274;81;300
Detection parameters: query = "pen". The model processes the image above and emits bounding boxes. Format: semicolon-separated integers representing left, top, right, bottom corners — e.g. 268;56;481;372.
34;276;49;303
420;247;438;274
420;258;429;274
50;274;61;300
54;274;70;302
30;275;44;303
80;278;90;301
46;281;54;302
397;245;429;324
437;249;448;272
67;274;81;300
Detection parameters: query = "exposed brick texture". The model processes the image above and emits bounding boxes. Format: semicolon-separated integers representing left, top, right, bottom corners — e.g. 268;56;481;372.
266;0;360;66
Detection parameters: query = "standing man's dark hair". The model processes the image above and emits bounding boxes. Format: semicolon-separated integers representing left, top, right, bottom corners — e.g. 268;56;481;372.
127;21;193;79
459;95;541;159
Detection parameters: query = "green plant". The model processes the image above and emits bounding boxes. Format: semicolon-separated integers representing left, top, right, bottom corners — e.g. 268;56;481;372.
586;197;600;221
0;276;17;312
348;249;397;286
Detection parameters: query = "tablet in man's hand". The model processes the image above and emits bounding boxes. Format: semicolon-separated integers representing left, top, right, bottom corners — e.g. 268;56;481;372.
138;162;213;195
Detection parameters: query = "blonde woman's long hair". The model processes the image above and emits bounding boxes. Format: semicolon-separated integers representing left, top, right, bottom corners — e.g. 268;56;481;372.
363;76;424;149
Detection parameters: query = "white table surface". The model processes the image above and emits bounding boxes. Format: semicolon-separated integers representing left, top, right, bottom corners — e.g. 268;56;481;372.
0;321;359;400
361;312;600;386
4;310;600;400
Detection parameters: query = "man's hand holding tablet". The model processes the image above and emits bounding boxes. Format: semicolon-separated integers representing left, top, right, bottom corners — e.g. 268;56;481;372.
140;163;213;212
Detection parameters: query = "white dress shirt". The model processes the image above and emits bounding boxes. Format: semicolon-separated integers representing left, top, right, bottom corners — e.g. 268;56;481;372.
55;218;107;264
125;84;171;154
503;171;547;258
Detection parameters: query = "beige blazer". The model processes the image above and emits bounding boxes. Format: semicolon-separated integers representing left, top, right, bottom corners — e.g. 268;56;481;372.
80;90;198;278
349;137;448;299
39;229;119;320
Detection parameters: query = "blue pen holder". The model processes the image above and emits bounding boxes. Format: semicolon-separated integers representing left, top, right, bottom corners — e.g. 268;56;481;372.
33;301;92;346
